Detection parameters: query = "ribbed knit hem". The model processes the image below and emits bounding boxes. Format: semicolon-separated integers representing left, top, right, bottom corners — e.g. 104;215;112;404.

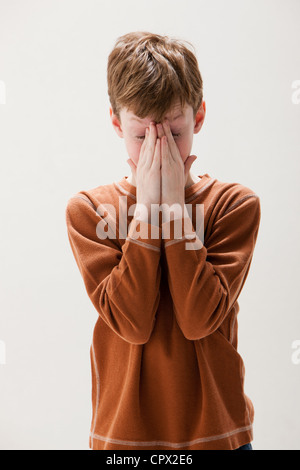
88;424;253;451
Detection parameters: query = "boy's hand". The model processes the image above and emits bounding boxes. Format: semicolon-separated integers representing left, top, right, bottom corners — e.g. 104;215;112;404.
126;119;197;223
127;122;161;222
159;119;197;209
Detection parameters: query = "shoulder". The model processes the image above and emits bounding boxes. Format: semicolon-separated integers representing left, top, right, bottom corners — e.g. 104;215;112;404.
209;175;260;220
65;182;124;249
65;181;119;218
204;176;261;249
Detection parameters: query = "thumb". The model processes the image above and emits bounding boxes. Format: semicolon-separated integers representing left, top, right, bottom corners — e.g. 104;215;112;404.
127;158;136;172
184;155;197;172
127;158;137;181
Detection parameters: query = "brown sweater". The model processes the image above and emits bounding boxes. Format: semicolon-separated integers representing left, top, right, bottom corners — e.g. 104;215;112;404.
65;173;261;450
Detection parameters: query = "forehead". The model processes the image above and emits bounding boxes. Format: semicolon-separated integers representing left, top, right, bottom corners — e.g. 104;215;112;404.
122;103;191;126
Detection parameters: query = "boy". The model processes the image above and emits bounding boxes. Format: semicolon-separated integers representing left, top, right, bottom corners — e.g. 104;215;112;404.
65;31;261;450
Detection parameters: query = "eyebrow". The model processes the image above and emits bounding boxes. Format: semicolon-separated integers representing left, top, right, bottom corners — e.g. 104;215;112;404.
131;113;184;123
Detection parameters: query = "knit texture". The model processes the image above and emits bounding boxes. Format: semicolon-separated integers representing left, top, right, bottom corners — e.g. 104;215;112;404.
65;173;261;450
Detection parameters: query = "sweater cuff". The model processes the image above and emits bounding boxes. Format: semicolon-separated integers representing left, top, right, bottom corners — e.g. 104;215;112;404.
127;217;162;250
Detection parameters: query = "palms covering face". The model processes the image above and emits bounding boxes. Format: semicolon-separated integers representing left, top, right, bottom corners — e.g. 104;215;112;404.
110;100;206;213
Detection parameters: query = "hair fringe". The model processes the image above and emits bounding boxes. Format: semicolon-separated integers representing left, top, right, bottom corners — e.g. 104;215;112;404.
107;31;203;124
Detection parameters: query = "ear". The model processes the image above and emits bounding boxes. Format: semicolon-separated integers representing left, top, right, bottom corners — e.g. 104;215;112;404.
110;107;124;138
193;100;206;135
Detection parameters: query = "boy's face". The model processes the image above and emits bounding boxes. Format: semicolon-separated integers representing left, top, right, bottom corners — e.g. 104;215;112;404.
110;100;206;167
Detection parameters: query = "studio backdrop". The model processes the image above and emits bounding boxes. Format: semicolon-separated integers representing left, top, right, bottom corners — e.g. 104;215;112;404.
0;0;299;450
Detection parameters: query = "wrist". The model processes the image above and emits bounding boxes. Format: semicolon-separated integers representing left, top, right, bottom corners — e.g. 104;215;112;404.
161;201;186;223
134;202;161;226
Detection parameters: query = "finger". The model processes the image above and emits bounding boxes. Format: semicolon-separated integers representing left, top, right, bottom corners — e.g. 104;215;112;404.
138;127;150;166
162;119;179;162
127;158;137;179
156;123;165;139
185;155;197;169
143;122;157;168
184;155;197;177
161;135;171;166
152;137;161;169
127;158;136;168
148;121;158;156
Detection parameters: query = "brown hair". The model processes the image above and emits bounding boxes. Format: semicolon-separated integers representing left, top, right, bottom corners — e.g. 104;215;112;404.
107;31;203;124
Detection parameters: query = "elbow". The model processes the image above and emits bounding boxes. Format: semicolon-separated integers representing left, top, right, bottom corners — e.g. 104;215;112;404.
180;326;209;341
178;317;221;341
177;296;228;341
127;334;152;345
121;321;155;345
98;288;158;345
104;308;156;345
97;316;155;345
131;315;157;344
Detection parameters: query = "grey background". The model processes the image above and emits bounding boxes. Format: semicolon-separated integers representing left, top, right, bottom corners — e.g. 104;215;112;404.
0;0;299;449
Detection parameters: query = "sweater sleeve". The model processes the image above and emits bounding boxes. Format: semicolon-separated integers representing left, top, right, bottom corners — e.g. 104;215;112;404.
161;192;261;340
65;194;162;345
